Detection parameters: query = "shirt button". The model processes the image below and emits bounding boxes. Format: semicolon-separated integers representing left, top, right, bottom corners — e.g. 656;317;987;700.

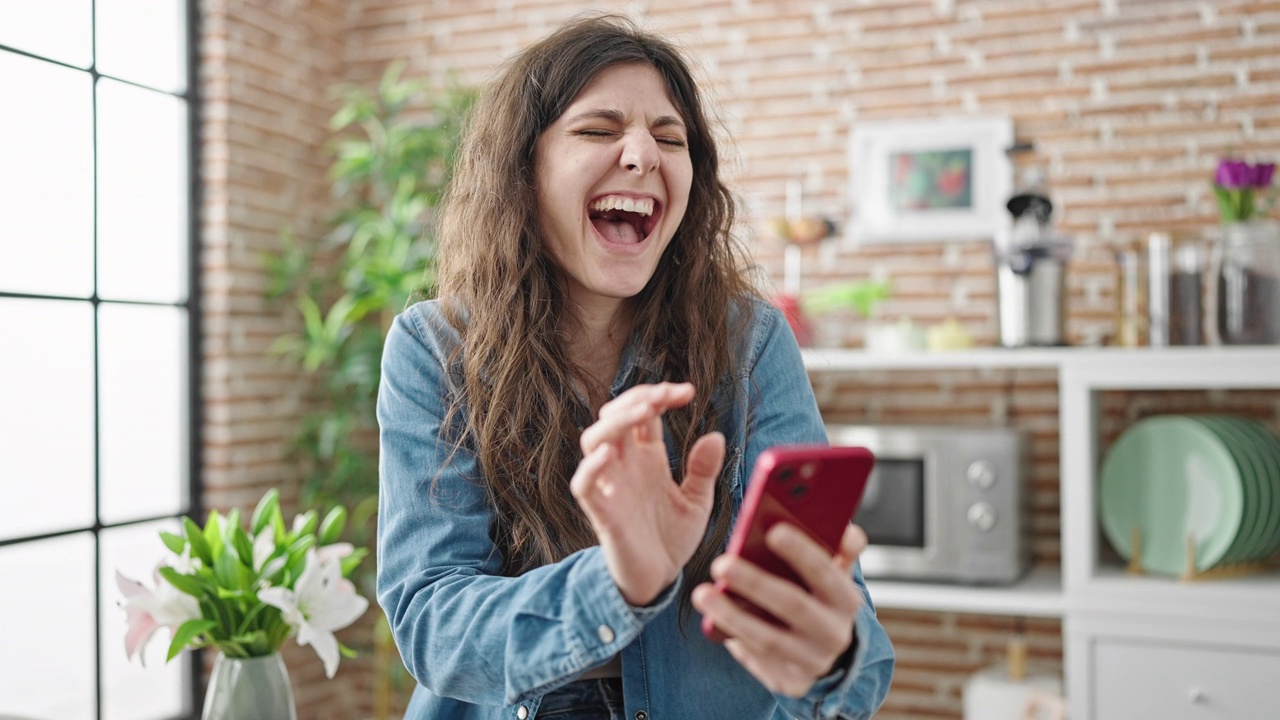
597;624;615;643
516;706;528;719
635;711;648;720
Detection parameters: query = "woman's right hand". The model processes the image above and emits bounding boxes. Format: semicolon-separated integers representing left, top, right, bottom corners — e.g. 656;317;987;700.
571;382;725;606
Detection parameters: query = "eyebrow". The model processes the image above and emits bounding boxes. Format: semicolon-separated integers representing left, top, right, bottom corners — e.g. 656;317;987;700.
565;108;686;131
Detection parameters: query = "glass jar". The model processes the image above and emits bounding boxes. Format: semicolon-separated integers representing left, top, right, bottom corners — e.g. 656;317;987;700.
1214;220;1280;345
1114;244;1146;347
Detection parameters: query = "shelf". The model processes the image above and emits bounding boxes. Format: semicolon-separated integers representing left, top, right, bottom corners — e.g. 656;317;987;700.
864;565;1064;618
803;345;1280;387
1073;567;1280;634
801;347;1065;371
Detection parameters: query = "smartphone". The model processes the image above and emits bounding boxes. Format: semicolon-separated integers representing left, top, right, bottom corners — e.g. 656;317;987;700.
700;444;875;643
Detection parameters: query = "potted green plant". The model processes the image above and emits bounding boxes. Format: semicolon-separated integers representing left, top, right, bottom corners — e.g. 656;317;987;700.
263;61;474;713
800;278;894;348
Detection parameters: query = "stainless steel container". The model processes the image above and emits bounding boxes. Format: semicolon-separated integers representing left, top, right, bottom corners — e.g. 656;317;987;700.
995;238;1071;347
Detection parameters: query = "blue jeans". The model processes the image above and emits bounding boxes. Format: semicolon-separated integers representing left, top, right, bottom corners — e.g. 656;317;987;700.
536;678;624;719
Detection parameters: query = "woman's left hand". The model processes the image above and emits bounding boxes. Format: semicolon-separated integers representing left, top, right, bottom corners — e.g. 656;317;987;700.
692;522;868;698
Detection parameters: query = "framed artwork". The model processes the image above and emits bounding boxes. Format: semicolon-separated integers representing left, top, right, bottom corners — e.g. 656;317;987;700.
847;116;1013;243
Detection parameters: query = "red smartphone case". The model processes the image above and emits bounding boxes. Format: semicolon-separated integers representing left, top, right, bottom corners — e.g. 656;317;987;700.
701;444;875;642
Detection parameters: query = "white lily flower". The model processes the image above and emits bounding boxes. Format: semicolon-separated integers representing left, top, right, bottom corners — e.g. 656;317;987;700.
252;530;276;572
116;561;201;663
315;542;354;565
258;548;368;678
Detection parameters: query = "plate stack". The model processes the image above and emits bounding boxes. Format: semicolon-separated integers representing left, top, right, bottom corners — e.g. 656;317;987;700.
1099;415;1280;576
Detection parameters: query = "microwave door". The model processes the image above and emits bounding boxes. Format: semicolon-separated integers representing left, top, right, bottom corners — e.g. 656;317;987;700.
856;450;949;580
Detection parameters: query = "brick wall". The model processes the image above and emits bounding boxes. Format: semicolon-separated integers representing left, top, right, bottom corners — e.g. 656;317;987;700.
198;0;378;717
201;0;1280;717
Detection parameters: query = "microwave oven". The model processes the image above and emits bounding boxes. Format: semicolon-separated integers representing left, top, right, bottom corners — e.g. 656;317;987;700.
826;424;1030;584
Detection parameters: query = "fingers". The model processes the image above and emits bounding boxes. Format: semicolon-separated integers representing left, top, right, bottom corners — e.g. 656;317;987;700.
569;443;615;514
579;382;695;454
833;523;869;573
764;524;860;614
579;402;652;456
691;581;830;686
723;639;816;698
695;523;863;689
597;382;694;421
683;431;725;502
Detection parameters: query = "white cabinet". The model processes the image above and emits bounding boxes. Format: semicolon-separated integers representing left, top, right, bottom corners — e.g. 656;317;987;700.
802;345;1280;719
1092;637;1280;719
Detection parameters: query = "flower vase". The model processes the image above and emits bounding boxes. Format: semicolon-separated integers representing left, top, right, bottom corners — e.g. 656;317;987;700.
202;653;297;720
1213;219;1280;345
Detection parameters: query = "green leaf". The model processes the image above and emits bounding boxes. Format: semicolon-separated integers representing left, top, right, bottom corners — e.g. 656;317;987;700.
257;554;288;583
183;517;213;566
159;531;186;555
204;510;224;562
214;543;250;590
231;526;255;569
338;640;358;659
318;506;347;545
167;619;218;661
225;507;242;535
158;566;207;598
292;509;319;540
299;295;326;342
287;533;317;559
340;547;369;577
251;489;280;536
271;504;288;547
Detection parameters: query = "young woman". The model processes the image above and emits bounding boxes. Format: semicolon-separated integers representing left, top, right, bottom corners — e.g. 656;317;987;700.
376;14;894;720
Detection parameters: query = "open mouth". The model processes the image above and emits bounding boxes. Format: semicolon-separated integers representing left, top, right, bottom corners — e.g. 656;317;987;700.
588;195;660;245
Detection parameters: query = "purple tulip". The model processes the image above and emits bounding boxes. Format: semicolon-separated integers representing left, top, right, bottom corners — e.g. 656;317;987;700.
1250;162;1275;188
1215;159;1251;189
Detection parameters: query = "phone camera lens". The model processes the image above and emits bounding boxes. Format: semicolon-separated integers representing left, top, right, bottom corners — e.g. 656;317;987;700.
790;484;807;499
778;467;794;483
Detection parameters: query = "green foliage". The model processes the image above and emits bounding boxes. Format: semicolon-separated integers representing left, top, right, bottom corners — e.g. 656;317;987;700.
802;279;893;318
263;62;474;574
150;490;368;660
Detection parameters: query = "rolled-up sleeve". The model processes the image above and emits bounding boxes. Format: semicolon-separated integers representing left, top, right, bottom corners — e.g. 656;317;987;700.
375;305;677;706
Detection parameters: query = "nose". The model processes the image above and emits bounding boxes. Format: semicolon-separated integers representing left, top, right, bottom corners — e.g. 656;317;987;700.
620;130;660;175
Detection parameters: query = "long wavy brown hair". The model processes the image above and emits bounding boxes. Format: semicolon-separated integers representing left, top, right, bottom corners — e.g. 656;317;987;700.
434;14;759;624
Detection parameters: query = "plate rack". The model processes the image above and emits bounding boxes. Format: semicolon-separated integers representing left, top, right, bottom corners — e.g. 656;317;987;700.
1125;527;1277;582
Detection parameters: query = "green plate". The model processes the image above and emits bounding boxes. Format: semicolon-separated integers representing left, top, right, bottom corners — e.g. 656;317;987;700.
1224;417;1280;561
1192;416;1262;566
1100;416;1244;575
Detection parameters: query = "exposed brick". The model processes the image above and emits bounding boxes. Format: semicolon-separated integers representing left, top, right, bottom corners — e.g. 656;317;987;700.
194;0;1280;715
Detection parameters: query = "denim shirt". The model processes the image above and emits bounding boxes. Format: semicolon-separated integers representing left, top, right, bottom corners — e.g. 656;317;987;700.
377;297;895;720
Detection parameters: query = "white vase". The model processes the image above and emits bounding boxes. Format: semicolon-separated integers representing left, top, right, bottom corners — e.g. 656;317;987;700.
202;652;297;720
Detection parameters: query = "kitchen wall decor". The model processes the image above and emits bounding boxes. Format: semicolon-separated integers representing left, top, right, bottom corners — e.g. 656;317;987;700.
847;116;1013;244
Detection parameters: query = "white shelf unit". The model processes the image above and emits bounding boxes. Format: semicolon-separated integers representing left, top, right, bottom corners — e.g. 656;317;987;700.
1058;347;1280;719
865;565;1065;618
806;345;1280;717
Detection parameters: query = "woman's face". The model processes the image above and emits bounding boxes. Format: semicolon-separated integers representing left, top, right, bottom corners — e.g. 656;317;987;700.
534;63;693;315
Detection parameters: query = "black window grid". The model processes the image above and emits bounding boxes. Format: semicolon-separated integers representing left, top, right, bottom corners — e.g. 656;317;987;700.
0;0;204;715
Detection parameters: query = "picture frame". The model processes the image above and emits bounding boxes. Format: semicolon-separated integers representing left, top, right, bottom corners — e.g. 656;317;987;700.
847;116;1014;244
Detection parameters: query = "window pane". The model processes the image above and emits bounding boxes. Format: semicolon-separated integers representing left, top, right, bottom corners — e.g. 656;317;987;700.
95;0;187;93
0;0;93;68
99;303;188;524
101;520;191;720
0;298;96;541
0;52;94;298
97;79;189;304
0;533;97;719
